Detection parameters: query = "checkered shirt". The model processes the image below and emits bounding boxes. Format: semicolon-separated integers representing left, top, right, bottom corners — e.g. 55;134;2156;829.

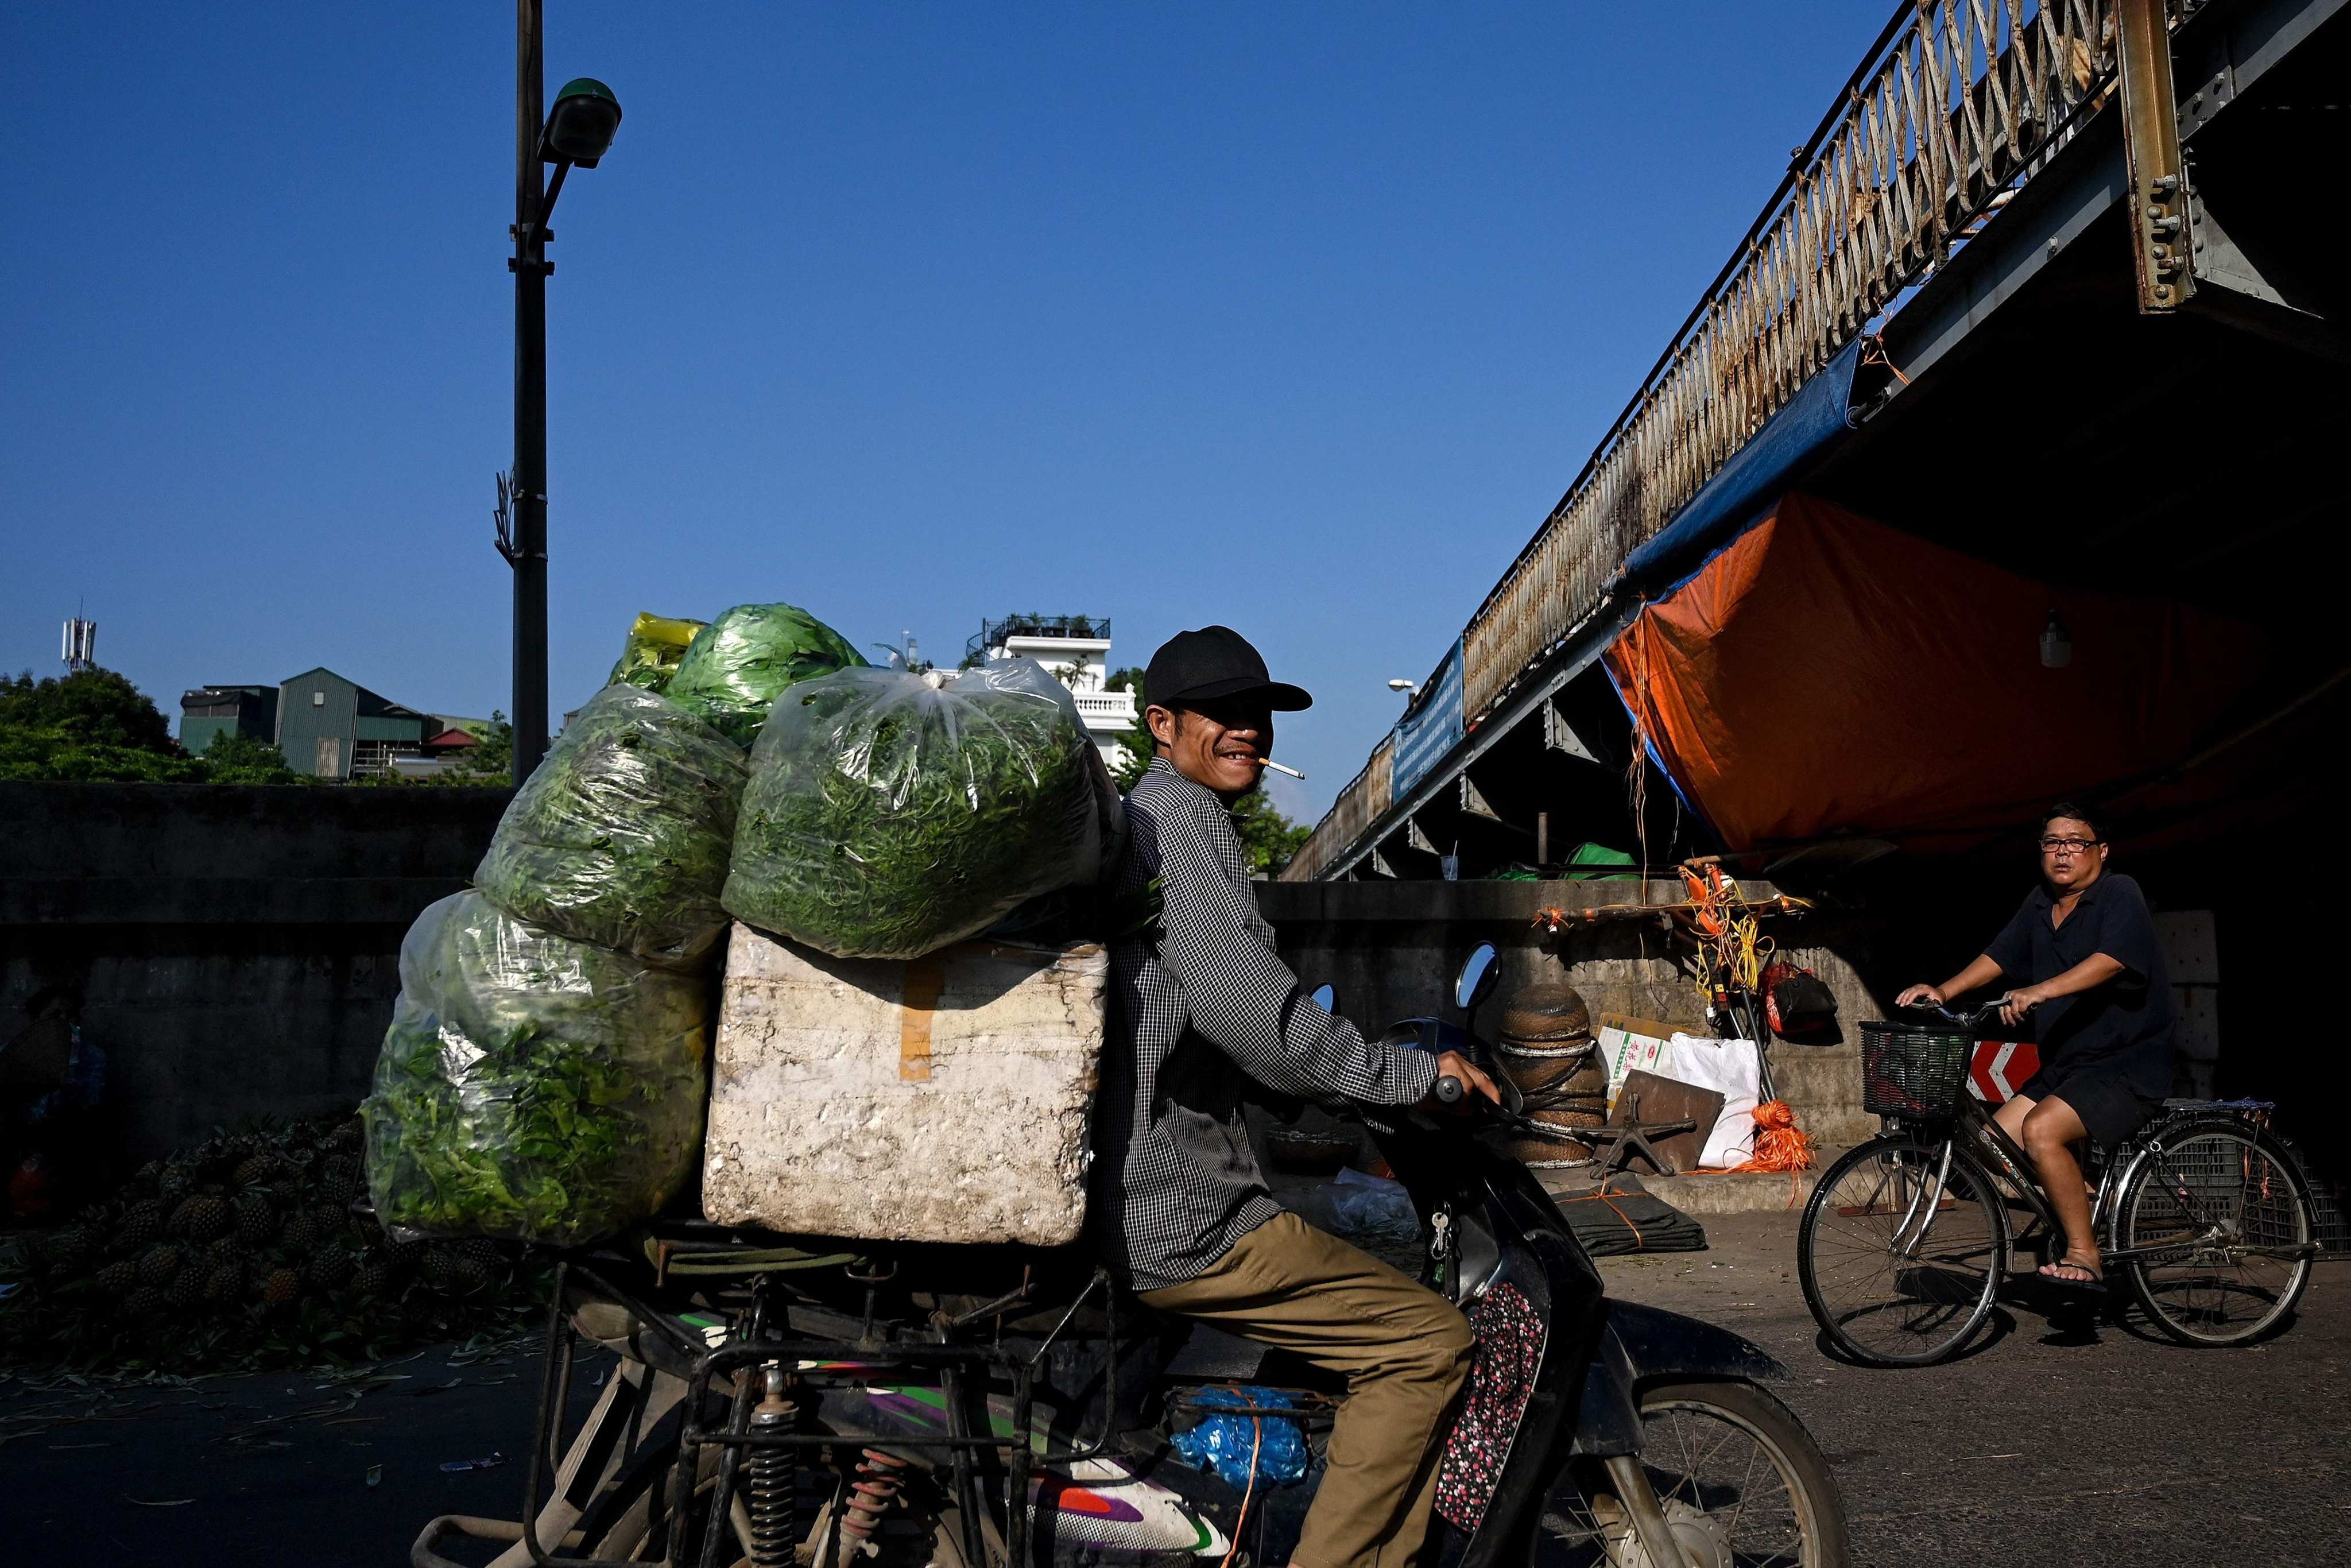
1090;759;1438;1291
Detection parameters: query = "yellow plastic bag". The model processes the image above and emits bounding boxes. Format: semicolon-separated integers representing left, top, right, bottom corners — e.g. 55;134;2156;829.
606;611;707;694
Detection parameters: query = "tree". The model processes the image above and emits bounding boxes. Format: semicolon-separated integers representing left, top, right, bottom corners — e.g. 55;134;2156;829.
1101;667;1309;877
0;669;199;782
444;713;515;782
196;730;302;784
1230;788;1314;876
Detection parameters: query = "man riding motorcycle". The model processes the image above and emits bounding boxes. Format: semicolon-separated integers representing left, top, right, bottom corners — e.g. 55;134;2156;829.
1091;625;1500;1568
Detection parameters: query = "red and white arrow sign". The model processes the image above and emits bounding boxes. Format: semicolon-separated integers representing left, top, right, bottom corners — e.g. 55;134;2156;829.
1967;1040;2041;1103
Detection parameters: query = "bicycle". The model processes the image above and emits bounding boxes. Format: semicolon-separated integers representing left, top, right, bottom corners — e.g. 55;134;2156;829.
1795;1001;2318;1366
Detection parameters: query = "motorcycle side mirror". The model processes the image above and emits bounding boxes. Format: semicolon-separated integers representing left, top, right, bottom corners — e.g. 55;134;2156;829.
1310;984;1337;1013
1455;943;1500;1013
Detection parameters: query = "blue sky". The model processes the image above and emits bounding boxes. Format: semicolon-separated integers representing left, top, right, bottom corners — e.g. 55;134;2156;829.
3;2;1887;820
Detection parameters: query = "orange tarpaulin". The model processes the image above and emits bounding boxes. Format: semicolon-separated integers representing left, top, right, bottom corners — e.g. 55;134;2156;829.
1602;493;2272;852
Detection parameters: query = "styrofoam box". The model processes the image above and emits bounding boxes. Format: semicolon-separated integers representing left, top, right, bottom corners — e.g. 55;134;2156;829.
700;922;1107;1245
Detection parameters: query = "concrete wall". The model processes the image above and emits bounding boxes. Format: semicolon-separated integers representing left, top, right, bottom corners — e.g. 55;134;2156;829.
17;782;2304;1187
1;782;510;1158
1257;878;1889;1147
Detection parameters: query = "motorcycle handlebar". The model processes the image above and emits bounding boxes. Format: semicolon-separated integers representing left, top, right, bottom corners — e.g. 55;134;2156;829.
1434;1075;1465;1105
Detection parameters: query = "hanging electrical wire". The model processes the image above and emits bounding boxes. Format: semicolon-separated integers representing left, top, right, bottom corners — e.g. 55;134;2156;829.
1678;861;1773;1039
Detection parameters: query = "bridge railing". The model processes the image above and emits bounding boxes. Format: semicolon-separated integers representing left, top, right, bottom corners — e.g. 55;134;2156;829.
1462;0;2136;719
1280;735;1391;881
1291;0;2156;880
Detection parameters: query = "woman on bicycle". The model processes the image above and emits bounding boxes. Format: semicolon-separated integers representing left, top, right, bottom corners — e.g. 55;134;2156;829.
1896;803;2177;1292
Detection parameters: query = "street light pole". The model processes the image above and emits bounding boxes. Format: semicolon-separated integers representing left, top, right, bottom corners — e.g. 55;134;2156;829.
510;0;551;785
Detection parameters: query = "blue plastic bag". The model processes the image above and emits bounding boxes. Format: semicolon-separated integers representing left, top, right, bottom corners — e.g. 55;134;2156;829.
1170;1385;1311;1486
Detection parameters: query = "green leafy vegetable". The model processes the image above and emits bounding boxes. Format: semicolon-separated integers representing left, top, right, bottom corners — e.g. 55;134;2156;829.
723;662;1111;959
663;602;865;745
605;611;708;693
474;684;746;969
361;893;708;1245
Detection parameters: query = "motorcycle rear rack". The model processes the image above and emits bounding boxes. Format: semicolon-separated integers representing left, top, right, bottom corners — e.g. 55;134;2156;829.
416;1254;1121;1568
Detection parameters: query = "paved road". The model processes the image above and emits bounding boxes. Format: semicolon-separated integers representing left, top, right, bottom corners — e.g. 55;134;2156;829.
0;1335;610;1566
1595;1213;2350;1567
4;1215;2341;1565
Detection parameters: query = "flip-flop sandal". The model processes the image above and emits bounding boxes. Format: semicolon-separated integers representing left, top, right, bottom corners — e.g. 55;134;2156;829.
2036;1260;2106;1294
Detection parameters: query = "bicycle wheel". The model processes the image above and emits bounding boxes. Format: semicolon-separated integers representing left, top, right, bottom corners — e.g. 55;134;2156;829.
1530;1378;1849;1567
1798;1134;2008;1366
2115;1121;2314;1347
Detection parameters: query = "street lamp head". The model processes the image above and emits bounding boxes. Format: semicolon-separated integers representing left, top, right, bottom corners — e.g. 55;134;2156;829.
1388;678;1417;694
543;78;622;168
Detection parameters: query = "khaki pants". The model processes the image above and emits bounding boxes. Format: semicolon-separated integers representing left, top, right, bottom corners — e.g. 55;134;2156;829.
1139;1212;1474;1568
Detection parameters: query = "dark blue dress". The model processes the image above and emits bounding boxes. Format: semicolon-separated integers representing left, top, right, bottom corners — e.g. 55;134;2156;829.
1984;872;2175;1146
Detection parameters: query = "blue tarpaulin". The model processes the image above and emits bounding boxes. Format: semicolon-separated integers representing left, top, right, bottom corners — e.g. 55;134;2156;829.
1609;339;1864;599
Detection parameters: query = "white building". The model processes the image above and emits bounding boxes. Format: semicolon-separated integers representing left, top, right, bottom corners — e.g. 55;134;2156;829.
974;614;1137;769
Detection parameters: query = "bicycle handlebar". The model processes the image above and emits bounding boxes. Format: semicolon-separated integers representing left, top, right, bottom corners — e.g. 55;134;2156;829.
1902;999;2004;1028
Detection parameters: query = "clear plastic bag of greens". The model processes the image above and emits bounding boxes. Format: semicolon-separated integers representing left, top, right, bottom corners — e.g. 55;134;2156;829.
606;611;707;694
361;892;709;1246
663;602;865;745
723;660;1110;959
474;685;746;970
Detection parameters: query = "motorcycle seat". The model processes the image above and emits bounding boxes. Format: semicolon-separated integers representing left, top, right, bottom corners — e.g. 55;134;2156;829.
1161;1326;1349;1397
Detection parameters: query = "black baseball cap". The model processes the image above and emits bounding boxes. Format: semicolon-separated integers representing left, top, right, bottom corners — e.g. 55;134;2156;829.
1143;625;1312;711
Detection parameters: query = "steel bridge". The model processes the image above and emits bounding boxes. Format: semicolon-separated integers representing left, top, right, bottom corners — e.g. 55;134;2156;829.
1285;0;2348;882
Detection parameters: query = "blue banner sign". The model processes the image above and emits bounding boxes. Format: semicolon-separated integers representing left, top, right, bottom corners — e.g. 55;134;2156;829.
1392;638;1463;798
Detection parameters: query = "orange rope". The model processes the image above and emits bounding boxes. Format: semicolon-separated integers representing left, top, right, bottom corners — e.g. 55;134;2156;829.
1217;1412;1264;1568
1558;1185;1649;1249
1732;1099;1815;1206
1860;332;1911;385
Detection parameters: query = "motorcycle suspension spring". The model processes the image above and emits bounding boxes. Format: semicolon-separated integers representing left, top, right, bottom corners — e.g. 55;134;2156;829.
745;1374;800;1568
840;1447;910;1547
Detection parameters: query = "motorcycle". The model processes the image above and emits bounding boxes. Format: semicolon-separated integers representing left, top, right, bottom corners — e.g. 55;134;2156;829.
413;943;1846;1568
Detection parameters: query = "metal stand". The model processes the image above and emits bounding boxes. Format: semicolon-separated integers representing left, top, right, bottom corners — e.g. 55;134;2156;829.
1587;1120;1701;1177
1585;1090;1699;1176
415;1251;1121;1568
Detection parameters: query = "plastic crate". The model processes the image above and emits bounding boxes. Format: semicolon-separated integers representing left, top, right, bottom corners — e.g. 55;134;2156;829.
1860;1022;1974;1119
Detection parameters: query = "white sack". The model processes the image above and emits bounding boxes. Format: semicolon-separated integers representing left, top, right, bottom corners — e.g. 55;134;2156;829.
1663;1033;1763;1169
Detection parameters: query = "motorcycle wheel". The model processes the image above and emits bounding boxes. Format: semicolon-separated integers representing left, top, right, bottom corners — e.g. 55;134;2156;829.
1532;1379;1849;1568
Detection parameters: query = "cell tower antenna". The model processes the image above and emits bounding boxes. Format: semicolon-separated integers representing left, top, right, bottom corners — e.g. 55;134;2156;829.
62;613;98;675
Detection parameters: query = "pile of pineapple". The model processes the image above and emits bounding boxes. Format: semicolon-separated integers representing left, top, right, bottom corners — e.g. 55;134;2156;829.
2;1112;542;1372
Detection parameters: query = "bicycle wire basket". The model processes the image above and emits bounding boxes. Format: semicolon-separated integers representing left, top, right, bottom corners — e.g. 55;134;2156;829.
1859;1022;1976;1118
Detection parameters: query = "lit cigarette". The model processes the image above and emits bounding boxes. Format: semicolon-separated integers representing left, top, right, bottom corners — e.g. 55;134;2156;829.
1261;760;1306;780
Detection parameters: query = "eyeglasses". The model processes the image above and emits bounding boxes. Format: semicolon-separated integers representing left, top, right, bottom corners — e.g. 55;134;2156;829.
2038;837;2100;855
